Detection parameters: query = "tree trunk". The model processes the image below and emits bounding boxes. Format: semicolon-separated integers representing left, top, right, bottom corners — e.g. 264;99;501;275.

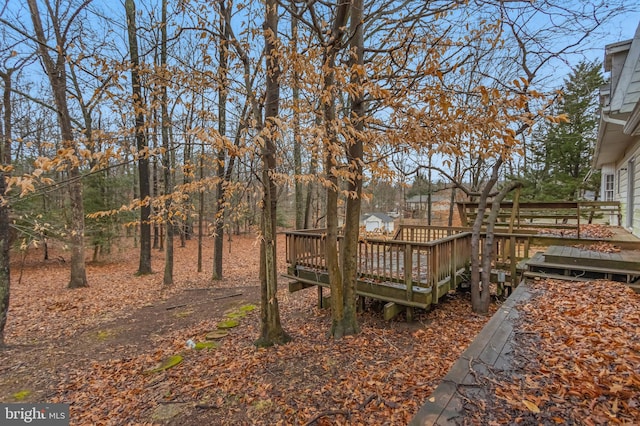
197;140;204;273
153;159;159;249
213;10;229;280
0;71;12;345
292;11;304;230
0;168;9;346
322;0;351;338
303;113;320;230
161;0;173;286
333;0;364;337
125;0;152;275
28;0;88;288
448;158;460;227
1;71;12;165
255;0;290;347
470;159;503;314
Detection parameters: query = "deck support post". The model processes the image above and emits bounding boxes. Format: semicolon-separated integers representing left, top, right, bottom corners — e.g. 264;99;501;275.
317;285;323;309
510;235;517;288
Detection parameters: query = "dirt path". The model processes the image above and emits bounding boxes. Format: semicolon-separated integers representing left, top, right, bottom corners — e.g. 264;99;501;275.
0;284;260;403
0;234;265;406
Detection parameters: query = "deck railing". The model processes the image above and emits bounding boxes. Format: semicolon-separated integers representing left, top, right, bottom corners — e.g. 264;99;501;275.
286;223;640;295
286;228;473;297
286;225;540;290
393;224;469;243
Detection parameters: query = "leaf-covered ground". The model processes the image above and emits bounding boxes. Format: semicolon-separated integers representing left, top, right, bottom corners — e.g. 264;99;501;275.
460;279;640;425
0;234;494;425
3;234;638;425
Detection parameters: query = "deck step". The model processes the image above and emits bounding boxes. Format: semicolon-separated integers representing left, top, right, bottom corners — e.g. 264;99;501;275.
543;245;640;271
523;271;593;282
523;271;640;292
526;259;640;277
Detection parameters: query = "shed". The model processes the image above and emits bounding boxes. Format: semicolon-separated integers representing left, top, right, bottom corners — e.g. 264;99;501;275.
361;212;395;233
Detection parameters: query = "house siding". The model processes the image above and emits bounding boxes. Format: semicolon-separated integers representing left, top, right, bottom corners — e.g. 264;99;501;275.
596;24;640;237
616;138;640;236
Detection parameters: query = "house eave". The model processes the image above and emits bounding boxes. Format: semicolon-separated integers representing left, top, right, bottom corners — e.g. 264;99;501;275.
593;113;634;169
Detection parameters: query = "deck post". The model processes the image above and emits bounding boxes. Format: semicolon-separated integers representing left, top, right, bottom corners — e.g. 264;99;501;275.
287;234;295;267
317;286;323;308
510;235;517;288
451;237;457;287
404;243;414;321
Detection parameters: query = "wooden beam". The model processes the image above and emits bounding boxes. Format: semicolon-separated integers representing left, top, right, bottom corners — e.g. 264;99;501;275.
383;302;403;321
288;281;315;292
321;294;331;309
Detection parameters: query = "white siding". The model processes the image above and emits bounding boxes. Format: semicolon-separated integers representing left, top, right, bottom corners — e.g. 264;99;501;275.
618;139;640;236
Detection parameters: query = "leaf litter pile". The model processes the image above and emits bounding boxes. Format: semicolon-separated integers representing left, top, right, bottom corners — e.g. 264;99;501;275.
459;279;640;425
2;234;493;425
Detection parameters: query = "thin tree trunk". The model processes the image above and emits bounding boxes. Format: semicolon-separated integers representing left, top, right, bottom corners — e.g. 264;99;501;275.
448;158;460;227
0;168;9;346
153;159;160;249
304;106;321;229
1;70;13;165
322;0;351;338
255;0;290;347
323;1;351;337
303;147;317;230
481;180;522;306
28;0;87;288
197;140;204;273
161;0;173;285
126;0;152;274
0;71;12;345
470;159;502;314
213;10;229;280
292;11;304;230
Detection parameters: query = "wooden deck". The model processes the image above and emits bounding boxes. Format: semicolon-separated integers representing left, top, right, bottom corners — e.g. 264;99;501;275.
409;282;533;425
284;229;474;319
524;245;640;289
544;245;640;269
284;225;640;318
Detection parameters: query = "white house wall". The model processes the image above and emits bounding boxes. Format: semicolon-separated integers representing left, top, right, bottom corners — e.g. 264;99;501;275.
616;137;640;236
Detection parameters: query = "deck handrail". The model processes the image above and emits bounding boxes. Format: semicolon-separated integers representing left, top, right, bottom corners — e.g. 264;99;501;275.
286;228;473;298
285;224;640;296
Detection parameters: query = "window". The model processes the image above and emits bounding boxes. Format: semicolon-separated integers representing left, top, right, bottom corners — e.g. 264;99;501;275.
604;174;614;201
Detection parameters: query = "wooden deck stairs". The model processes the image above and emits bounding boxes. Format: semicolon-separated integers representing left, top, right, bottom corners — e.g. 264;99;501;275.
523;245;640;292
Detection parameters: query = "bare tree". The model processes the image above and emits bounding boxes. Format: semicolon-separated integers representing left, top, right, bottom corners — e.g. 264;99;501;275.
27;0;88;288
125;0;152;275
255;0;291;346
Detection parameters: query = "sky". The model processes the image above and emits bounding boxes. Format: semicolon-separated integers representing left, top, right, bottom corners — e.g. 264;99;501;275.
587;10;640;62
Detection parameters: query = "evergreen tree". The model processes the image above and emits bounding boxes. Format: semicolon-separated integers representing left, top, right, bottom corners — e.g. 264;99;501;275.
522;61;604;200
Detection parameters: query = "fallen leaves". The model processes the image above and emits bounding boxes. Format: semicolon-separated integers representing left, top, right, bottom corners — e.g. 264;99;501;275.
2;233;494;425
522;399;540;413
572;241;621;253
536;224;615;239
461;278;640;424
